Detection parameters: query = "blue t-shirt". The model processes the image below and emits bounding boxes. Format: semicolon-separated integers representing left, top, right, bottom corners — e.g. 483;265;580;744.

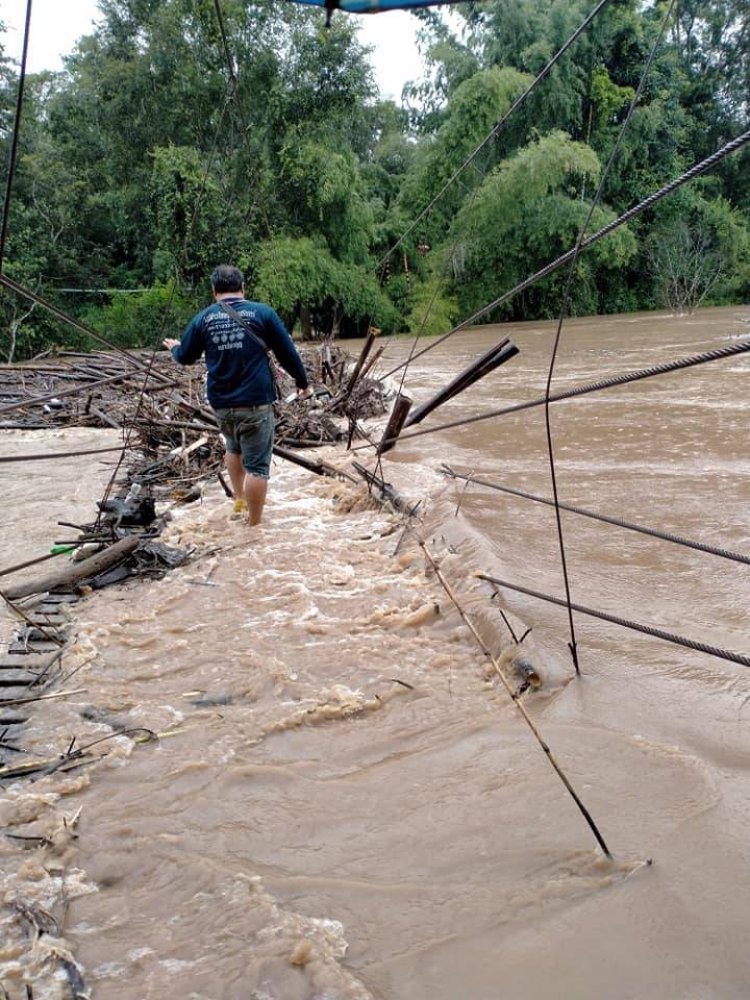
171;298;309;408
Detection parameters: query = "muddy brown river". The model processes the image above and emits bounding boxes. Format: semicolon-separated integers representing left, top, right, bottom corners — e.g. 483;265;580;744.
1;305;749;999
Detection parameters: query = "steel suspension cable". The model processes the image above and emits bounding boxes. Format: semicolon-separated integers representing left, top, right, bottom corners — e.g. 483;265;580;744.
441;466;750;568
375;0;614;273
374;0;617;486
382;127;750;380
301;0;616;422
0;0;32;270
375;0;615;408
364;338;750;447
478;573;750;670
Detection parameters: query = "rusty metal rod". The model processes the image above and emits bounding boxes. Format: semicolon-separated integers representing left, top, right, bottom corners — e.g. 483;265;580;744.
421;541;612;857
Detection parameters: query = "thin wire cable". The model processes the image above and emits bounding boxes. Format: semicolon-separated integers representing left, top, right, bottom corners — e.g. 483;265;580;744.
422;541;611;857
441;466;750;567
0;273;161;373
212;0;273;239
382;126;750;380
373;0;617;482
541;0;677;674
478;573;750;669
0;0;32;269
364;338;750;448
375;0;614;273
375;0;614;408
314;0;616;437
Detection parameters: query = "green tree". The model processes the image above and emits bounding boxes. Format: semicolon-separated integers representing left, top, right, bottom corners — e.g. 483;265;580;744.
450;131;638;318
254;235;397;337
646;185;750;312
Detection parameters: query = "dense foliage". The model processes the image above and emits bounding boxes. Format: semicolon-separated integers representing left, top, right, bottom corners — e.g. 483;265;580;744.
0;0;748;359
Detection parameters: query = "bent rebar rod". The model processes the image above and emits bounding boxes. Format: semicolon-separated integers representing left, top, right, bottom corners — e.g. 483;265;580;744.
421;540;612;857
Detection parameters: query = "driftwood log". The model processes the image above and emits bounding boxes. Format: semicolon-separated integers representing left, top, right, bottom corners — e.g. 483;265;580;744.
3;536;140;600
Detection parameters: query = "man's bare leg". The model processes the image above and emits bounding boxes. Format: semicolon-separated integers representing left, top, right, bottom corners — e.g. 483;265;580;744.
243;474;268;526
225;451;245;503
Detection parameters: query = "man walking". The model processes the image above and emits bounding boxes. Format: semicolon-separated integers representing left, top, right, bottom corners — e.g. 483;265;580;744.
164;265;311;525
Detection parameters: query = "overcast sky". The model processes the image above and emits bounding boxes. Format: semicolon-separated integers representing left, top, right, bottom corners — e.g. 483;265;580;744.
1;0;424;101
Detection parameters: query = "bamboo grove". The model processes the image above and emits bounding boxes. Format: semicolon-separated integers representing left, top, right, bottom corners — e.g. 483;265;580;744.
1;0;748;361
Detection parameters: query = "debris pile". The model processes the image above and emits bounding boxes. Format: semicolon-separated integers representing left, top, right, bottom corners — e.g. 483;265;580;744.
0;340;392;584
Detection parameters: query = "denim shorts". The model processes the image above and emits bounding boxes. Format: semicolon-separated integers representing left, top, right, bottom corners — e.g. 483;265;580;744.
214;405;275;479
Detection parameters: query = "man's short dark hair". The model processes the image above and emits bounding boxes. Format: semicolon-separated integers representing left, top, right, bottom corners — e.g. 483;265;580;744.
211;265;244;293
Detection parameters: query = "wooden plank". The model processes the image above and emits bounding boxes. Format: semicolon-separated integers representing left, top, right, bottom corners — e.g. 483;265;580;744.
0;684;38;699
36;593;80;606
0;672;38;687
8;640;63;654
0;651;62;671
27;613;69;625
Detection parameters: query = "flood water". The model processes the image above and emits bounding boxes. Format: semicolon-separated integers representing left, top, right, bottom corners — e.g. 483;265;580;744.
1;305;749;999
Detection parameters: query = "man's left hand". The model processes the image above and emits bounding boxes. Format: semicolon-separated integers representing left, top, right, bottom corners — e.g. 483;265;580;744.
297;386;314;400
163;338;180;350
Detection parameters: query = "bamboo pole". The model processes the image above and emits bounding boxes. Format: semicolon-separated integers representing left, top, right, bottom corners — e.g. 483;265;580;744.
419;539;612;858
404;338;519;428
0;549;69;579
344;327;378;396
377;393;413;455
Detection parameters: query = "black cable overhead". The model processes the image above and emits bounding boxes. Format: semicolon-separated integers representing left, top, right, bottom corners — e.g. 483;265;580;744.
368;338;750;447
540;0;678;674
382;127;750;380
375;0;617;489
212;0;273;239
375;0;615;273
377;0;617;409
0;0;32;270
